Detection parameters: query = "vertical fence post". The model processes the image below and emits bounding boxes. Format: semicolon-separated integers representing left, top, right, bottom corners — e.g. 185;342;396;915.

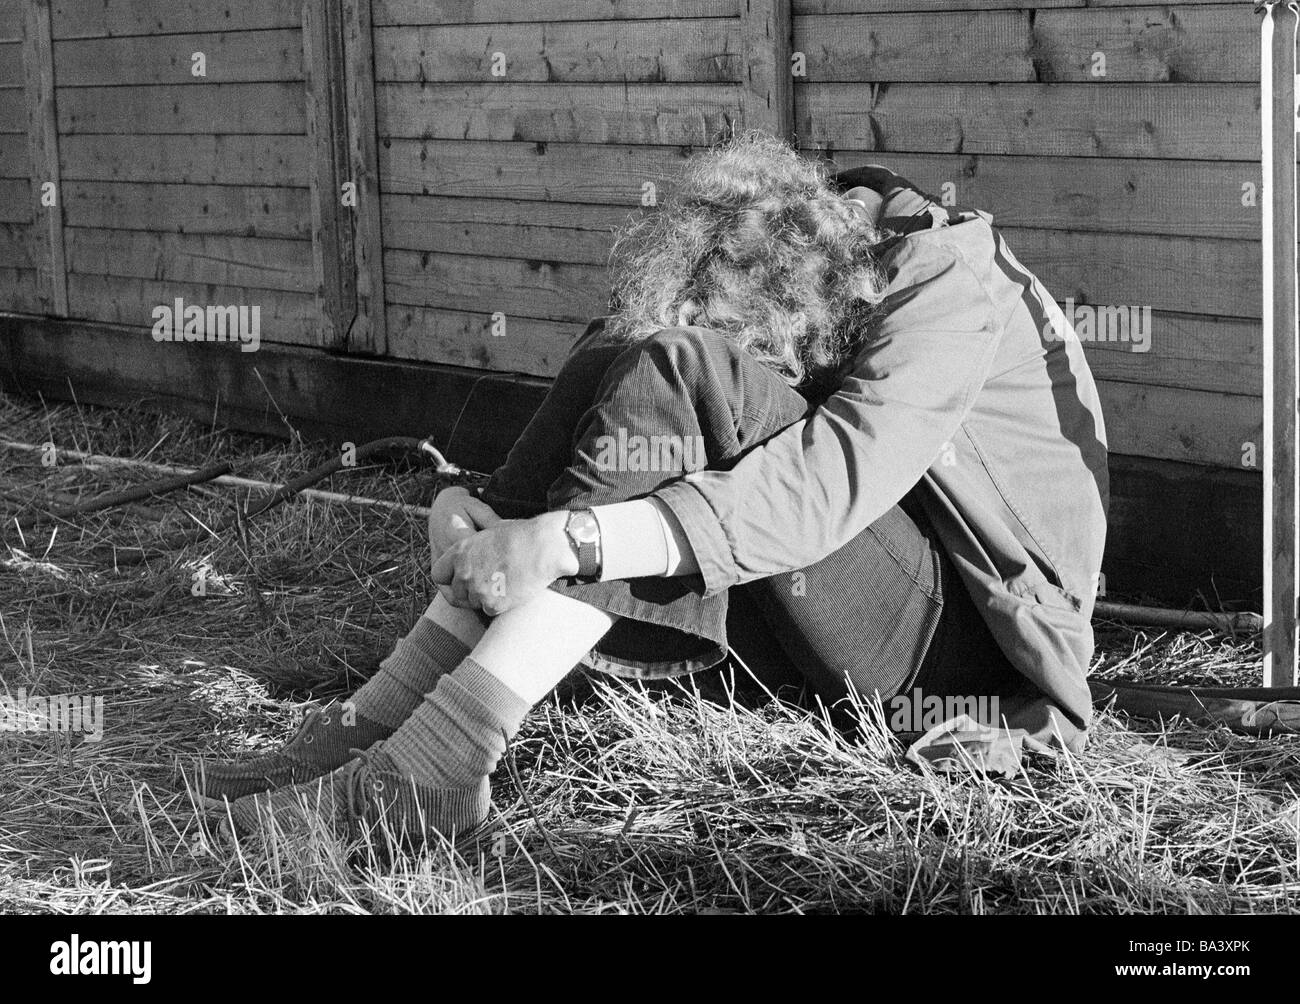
1260;1;1300;687
738;0;793;142
21;0;66;317
303;0;357;350
341;0;387;356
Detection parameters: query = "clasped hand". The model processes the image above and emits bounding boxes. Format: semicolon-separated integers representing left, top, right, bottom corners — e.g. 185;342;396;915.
427;486;578;615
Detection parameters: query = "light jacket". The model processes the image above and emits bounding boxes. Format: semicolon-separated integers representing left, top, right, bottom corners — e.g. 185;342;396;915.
653;165;1109;747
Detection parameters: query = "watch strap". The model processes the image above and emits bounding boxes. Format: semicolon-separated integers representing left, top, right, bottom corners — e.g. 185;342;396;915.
565;510;602;580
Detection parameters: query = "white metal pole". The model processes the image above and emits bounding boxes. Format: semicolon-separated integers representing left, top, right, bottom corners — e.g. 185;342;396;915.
1260;1;1300;687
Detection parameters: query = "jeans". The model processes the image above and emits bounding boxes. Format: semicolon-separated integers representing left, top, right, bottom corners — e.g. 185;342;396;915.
480;319;1025;708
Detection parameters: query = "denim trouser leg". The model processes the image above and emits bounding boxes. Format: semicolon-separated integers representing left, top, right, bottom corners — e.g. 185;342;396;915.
482;321;812;679
480;320;1021;702
737;494;1024;707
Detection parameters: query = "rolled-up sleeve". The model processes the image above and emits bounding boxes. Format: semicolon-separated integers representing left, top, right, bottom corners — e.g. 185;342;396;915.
652;237;999;597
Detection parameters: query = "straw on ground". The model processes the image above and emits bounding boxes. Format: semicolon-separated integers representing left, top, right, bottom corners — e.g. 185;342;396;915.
0;394;1295;914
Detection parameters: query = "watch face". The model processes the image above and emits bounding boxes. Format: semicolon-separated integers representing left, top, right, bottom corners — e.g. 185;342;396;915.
568;511;600;544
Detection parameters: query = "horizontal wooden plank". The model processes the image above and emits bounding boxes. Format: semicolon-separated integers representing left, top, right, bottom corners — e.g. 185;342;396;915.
0;179;31;223
66;273;318;345
795;1;1232;12
59;134;307;185
1075;311;1260;396
383;195;630;262
373;1;740;25
0;222;33;269
57;83;306;135
796;5;1256;83
1081;0;1250;4
54;29;305;86
0;267;42;313
50;0;304;39
387;304;582;377
380;139;694;204
796;11;1035;82
377;82;737;145
65;228;315;293
1097;380;1260;469
385;249;607;322
0;42;21;87
0;132;27;177
831;151;1262;240
799;82;1258;160
376;20;739;83
0;87;23;133
1003;226;1259;319
1033;5;1257;82
63;181;311;238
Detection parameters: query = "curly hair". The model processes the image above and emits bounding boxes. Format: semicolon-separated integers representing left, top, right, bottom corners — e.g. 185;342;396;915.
605;133;888;387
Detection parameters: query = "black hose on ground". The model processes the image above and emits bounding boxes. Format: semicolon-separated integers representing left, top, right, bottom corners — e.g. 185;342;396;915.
10;461;233;530
50;434;478;569
93;435;440;565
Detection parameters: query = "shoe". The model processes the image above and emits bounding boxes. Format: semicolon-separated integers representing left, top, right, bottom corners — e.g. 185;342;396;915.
184;702;391;800
204;745;491;850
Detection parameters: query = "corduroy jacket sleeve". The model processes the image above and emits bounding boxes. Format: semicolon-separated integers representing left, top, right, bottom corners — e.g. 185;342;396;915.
653;234;1001;598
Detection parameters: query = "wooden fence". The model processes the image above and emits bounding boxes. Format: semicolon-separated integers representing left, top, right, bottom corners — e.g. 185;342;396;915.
0;0;1270;605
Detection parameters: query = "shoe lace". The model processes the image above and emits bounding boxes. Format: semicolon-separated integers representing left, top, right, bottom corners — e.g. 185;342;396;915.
341;746;391;836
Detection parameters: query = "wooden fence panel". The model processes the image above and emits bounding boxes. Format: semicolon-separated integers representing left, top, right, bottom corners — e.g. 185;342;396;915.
375;20;740;82
28;4;324;347
374;7;754;378
796;0;1264;476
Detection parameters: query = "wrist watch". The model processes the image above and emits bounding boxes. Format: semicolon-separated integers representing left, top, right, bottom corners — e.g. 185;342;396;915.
564;509;603;580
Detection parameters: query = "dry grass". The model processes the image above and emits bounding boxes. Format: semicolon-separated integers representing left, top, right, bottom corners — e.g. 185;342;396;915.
1;392;1296;915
